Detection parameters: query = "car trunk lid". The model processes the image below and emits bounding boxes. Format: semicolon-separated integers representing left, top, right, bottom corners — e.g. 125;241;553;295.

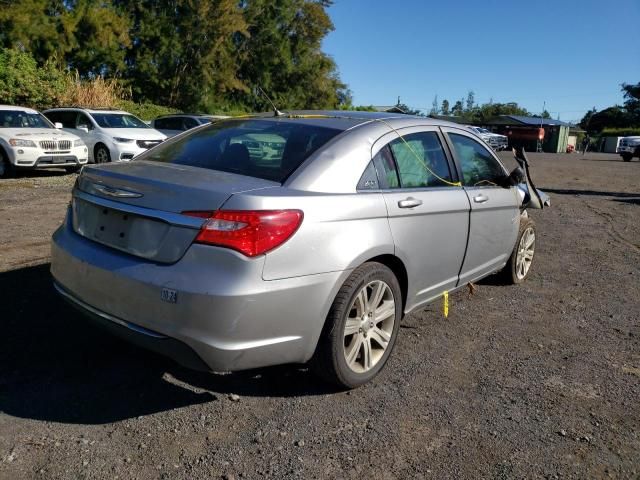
72;161;279;263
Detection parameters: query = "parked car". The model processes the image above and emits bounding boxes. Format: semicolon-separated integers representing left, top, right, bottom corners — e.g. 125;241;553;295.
616;136;640;162
466;126;509;151
43;107;166;163
151;114;228;138
0;105;88;178
51;111;548;388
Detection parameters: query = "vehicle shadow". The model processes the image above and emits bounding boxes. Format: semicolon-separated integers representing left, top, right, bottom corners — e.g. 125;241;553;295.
613;198;640;205
0;264;335;425
12;169;72;179
539;187;640;198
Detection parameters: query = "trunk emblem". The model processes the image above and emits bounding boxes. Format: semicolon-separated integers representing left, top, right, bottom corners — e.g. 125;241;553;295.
161;288;178;304
92;183;143;198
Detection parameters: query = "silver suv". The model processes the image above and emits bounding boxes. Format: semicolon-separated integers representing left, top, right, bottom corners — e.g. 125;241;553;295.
51;111;548;388
44;108;166;163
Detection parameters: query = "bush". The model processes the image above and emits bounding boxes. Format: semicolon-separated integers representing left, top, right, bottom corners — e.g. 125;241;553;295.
115;100;179;121
601;127;640;137
0;48;69;108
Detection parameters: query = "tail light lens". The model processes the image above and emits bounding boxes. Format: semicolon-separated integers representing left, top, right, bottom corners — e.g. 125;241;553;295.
183;210;303;257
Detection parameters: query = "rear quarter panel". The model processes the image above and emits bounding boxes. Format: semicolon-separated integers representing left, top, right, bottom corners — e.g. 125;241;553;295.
221;189;394;280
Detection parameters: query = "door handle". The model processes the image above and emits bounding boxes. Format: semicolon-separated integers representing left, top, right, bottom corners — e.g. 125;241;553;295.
473;194;489;203
398;197;423;209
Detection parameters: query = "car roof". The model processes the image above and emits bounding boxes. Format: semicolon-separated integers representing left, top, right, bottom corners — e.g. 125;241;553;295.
0;105;40;113
44;107;130;114
215;110;465;132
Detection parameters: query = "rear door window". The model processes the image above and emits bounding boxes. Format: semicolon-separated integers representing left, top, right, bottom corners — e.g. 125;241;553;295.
141;119;341;183
388;132;453;188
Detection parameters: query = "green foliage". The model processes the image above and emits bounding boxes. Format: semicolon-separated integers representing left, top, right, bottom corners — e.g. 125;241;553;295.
580;83;640;133
0;47;69;108
451;100;463;116
115;100;179;121
601;127;640;137
395;103;423;116
441;99;450;115
339;105;377;111
0;0;347;113
581;106;630;133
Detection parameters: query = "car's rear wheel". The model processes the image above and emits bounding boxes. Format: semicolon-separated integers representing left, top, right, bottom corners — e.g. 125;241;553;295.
502;217;536;284
622;153;632;162
94;144;111;163
312;262;402;389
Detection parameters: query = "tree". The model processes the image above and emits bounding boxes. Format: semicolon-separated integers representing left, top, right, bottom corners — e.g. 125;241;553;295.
113;0;248;111
395;103;422;116
582;106;630;133
451;100;463;116
465;90;475;112
230;0;348;112
579;107;597;130
441;99;450;115
0;0;130;76
541;110;551;119
621;82;640;123
430;94;439;115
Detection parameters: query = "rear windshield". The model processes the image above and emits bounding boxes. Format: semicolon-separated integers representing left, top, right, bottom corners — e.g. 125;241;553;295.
138;119;342;182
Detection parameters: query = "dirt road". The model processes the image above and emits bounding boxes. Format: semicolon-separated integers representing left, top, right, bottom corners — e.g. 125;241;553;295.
0;152;638;479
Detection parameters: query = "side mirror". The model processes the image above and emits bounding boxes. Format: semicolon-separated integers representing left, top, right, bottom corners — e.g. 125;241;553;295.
78;125;89;133
502;166;525;187
54;122;63;129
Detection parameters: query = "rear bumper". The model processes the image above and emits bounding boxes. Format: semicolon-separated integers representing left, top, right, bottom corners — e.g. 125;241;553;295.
51;211;348;371
55;281;210;371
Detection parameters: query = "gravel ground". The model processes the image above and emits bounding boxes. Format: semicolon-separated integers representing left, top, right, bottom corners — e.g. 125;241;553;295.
0;152;638;479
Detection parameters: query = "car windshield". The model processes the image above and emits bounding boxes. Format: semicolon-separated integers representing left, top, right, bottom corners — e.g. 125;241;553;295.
139;119;342;183
91;113;149;129
0;110;53;129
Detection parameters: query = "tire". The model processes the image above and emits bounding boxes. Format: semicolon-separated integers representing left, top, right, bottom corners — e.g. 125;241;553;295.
65;165;81;174
94;144;111;163
0;149;14;179
312;262;403;389
622;153;632;162
502;217;536;284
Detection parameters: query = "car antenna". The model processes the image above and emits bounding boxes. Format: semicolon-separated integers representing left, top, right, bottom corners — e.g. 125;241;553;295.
257;86;286;117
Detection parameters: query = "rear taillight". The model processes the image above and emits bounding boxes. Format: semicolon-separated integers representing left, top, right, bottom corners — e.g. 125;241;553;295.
183;210;303;257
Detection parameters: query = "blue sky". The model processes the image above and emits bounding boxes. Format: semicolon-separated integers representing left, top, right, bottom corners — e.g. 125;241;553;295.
323;0;640;123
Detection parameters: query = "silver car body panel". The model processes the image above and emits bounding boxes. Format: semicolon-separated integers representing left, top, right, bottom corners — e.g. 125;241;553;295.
51;111;543;372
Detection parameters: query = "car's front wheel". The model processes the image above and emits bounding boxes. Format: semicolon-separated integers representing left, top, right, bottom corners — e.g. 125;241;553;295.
622;153;632;162
312;262;402;389
94;144;111;163
0;149;14;179
502;217;536;284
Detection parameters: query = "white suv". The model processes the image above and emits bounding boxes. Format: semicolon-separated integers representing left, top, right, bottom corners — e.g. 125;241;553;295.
466;126;509;151
43;108;166;163
616;136;640;162
0;105;88;178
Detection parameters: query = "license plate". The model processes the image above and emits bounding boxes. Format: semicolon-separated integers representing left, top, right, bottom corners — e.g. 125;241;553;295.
93;207;134;246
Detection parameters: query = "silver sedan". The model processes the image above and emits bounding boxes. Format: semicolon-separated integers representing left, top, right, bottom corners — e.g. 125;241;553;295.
51;111;546;388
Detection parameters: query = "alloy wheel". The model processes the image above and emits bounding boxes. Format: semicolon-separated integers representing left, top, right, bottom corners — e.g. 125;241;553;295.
95;147;109;163
343;280;395;373
515;226;535;280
